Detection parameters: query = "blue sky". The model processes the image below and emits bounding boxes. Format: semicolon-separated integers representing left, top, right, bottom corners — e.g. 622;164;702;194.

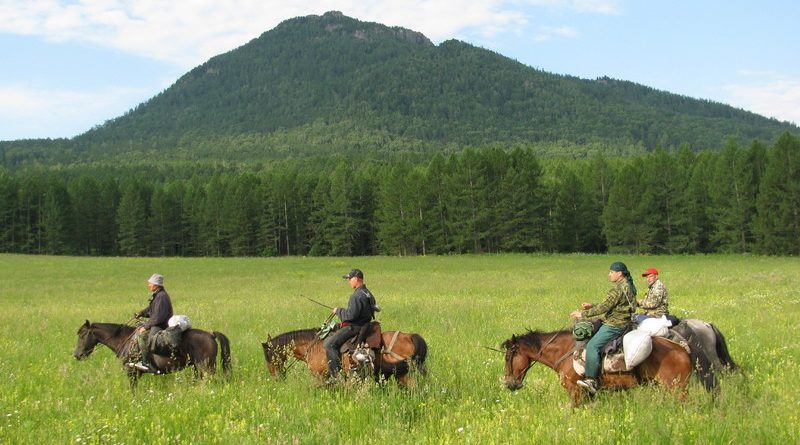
2;0;798;141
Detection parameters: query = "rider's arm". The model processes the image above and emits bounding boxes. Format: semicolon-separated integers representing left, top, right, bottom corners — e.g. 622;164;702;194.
580;287;621;319
335;291;367;323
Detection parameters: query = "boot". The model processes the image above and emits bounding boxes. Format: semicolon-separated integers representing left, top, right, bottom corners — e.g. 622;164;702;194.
577;377;599;394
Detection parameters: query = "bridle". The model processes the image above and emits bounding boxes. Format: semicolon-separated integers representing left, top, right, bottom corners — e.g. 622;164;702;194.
506;330;563;379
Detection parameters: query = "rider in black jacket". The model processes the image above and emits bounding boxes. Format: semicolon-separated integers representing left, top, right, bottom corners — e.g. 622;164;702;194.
323;269;378;381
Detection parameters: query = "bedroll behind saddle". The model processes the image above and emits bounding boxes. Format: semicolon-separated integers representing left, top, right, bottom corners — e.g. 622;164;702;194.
148;327;184;356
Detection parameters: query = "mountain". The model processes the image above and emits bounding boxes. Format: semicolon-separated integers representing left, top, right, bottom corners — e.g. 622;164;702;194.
3;11;798;166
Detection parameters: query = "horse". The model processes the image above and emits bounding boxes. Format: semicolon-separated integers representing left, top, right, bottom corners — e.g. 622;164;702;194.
502;329;714;407
671;319;737;373
74;320;232;387
262;327;427;387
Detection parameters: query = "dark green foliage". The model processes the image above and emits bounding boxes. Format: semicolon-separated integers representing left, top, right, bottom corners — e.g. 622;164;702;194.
755;133;800;254
708;139;758;252
0;140;797;256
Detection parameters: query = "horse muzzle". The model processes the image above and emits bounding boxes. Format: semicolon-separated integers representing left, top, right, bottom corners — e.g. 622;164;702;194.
504;376;524;391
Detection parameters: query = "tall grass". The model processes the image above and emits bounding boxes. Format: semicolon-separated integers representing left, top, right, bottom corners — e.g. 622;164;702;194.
1;254;798;444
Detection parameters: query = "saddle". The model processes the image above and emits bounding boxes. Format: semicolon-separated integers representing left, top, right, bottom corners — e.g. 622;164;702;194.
338;321;382;354
571;334;629;375
572;322;690;375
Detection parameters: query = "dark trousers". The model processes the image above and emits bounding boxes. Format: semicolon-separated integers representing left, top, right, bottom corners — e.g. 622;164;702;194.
323;325;359;377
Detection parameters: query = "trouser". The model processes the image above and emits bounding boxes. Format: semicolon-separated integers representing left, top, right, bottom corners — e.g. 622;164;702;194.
132;327;161;363
584;324;625;379
323;325;360;377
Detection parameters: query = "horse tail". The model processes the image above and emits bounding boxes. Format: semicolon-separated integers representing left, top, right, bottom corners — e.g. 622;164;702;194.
410;333;428;376
685;334;718;392
710;323;737;372
213;331;232;377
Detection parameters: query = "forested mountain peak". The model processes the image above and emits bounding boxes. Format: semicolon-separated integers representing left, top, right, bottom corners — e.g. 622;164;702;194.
3;12;798;166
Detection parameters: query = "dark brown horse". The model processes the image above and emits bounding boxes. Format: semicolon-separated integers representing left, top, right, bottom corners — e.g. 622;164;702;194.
502;329;713;406
262;327;427;386
74;320;231;387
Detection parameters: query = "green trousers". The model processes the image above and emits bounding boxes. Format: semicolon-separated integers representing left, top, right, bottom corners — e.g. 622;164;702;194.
584;324;625;379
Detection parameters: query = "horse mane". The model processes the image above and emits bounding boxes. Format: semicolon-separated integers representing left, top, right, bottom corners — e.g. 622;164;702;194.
92;322;132;336
505;329;569;349
267;328;318;348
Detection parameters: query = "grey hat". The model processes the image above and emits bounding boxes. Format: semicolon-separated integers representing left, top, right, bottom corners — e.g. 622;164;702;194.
147;273;164;287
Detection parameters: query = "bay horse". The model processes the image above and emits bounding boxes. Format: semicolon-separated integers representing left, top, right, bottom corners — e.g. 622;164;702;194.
74;320;232;388
502;329;714;406
262;327;427;387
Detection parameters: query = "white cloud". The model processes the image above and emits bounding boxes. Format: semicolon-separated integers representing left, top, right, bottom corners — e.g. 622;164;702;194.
0;84;152;139
0;1;535;69
724;76;800;125
533;25;580;42
523;0;621;14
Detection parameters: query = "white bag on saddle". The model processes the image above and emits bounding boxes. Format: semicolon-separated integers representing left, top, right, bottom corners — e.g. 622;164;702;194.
637;316;671;337
168;315;192;332
623;329;652;370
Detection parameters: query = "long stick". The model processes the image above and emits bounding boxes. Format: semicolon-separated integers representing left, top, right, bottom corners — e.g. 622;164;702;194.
306;297;334;310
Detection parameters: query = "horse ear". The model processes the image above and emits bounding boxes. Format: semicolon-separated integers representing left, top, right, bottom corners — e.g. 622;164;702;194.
267;334;272;341
84;319;90;327
511;334;516;342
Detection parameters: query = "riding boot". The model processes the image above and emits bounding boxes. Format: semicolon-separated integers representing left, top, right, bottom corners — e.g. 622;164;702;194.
577;377;599;394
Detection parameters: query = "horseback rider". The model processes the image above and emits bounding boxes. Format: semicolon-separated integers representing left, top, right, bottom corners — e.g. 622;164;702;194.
569;261;637;394
323;268;379;382
634;267;669;323
127;273;173;373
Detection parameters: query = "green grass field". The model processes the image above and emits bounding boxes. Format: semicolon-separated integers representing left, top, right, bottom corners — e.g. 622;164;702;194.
1;254;798;444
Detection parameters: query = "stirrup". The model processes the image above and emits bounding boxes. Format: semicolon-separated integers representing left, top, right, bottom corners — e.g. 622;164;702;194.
577;378;598;394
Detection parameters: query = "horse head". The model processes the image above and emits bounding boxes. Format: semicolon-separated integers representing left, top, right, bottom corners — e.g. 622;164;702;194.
261;335;289;378
501;334;532;391
74;320;98;360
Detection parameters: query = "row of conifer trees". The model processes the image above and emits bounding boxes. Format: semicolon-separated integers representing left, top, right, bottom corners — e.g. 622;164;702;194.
0;132;798;256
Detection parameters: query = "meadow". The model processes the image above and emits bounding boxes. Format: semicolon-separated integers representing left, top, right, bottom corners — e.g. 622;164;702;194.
1;253;798;444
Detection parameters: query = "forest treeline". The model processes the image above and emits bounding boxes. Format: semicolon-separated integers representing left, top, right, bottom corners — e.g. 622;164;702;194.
1;132;798;257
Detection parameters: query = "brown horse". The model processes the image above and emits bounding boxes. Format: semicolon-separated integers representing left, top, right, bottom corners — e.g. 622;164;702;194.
502;329;713;406
74;320;232;387
262;327;427;386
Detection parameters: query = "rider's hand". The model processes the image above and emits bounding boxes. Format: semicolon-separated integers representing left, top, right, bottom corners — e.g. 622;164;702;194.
136;326;146;333
570;310;582;319
581;303;593;310
331;307;338;315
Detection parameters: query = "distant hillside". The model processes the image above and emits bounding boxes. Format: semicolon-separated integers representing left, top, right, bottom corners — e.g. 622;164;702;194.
2;11;798;166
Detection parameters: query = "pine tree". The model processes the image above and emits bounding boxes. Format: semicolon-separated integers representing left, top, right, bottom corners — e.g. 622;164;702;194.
69;176;102;255
41;180;75;255
755;132;800;254
0;171;18;252
116;183;148;256
709;139;756;252
602;159;648;253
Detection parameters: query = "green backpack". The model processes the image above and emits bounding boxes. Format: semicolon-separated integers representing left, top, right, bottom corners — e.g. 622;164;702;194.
572;320;596;341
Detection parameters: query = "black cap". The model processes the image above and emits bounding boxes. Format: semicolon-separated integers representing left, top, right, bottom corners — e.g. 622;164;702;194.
342;269;364;280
